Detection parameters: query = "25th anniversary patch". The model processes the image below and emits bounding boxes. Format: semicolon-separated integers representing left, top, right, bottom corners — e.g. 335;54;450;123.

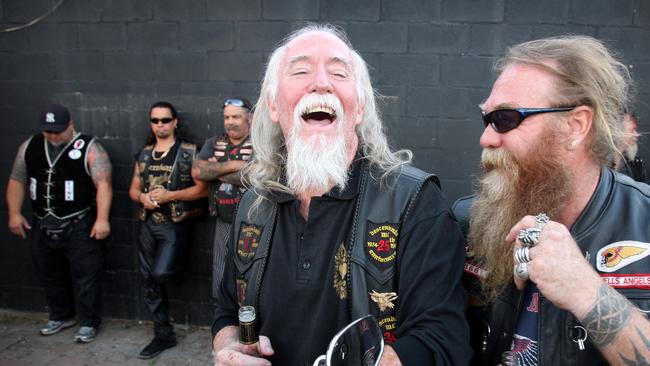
365;221;398;269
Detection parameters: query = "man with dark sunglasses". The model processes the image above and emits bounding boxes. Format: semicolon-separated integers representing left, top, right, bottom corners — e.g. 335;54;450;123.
192;97;253;298
6;104;112;343
453;36;650;365
128;101;208;359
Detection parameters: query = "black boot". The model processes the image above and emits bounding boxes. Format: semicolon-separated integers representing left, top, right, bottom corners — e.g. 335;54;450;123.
138;336;177;359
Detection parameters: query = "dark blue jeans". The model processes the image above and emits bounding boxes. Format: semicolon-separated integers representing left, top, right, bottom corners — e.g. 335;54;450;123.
31;214;104;327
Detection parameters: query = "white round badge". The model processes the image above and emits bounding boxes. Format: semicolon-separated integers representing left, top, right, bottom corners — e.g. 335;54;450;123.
68;149;82;160
73;139;85;149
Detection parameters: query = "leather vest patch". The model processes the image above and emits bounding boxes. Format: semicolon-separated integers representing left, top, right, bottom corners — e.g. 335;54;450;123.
333;242;348;300
365;221;398;269
237;223;262;264
596;241;650;272
237;278;248;306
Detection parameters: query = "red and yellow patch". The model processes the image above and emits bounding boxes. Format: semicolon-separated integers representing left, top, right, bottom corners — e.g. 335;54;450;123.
365;222;398;268
378;315;398;344
237;223;261;263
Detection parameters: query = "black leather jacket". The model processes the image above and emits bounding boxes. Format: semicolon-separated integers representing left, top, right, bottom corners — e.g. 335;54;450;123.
453;169;650;365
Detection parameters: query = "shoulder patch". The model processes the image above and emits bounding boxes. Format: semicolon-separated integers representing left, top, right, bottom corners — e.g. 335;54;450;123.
596;241;650;273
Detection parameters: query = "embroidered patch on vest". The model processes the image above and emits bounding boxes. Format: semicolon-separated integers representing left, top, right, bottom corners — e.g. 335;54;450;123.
377;315;398;344
236;278;247;306
596;241;650;273
333;242;348;300
369;290;397;312
464;261;487;279
68;149;81;160
601;274;650;289
365;222;398;268
237;223;262;264
73;139;85;149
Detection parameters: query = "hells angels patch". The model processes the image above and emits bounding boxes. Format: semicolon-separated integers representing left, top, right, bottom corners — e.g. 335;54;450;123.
365;221;398;268
237;223;262;263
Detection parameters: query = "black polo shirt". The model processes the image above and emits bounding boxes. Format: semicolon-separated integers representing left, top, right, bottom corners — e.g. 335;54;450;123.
213;160;471;365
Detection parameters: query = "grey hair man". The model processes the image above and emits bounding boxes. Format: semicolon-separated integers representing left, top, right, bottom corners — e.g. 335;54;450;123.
211;24;470;366
454;35;650;365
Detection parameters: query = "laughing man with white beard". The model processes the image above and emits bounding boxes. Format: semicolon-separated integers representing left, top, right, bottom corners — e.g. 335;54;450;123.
211;24;471;366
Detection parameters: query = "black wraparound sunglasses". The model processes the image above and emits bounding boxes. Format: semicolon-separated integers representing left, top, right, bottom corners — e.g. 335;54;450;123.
150;117;174;124
482;106;577;133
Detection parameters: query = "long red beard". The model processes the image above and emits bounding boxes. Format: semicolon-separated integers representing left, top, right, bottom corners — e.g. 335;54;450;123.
468;128;573;302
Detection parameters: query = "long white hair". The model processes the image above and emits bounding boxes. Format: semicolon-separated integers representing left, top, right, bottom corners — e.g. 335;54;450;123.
244;24;412;206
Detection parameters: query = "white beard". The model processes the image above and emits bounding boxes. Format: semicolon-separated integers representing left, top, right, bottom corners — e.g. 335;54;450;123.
285;94;350;196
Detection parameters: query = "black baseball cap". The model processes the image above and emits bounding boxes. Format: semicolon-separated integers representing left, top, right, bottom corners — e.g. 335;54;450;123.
41;104;71;133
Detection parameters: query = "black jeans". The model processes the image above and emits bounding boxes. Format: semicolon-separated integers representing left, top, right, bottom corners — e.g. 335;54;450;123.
139;218;189;340
31;215;104;327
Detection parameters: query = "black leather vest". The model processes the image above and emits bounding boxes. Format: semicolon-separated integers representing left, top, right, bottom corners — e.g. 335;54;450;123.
137;141;202;222
230;164;437;343
454;169;650;366
25;133;95;219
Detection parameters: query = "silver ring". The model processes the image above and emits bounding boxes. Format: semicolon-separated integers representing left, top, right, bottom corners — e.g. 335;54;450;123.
515;262;529;280
515;247;531;263
517;227;541;247
535;213;549;229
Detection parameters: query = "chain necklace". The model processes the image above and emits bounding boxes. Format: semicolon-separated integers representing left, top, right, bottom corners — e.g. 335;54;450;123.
151;140;175;161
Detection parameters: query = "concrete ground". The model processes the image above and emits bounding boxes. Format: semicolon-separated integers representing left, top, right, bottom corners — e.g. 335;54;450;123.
0;309;213;366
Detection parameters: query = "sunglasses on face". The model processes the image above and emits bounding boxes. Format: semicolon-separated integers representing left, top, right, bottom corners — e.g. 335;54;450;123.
223;98;252;111
482;106;577;133
150;117;174;124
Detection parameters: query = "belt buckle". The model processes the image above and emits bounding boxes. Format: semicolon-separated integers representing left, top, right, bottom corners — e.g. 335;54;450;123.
151;212;168;224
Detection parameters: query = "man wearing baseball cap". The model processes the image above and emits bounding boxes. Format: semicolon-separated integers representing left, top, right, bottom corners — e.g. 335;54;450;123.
6;104;113;343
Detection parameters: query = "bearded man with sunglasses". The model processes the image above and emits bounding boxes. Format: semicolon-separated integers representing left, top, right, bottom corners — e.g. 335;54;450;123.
192;97;253;298
6;104;112;343
211;25;470;366
454;36;650;365
129;101;207;359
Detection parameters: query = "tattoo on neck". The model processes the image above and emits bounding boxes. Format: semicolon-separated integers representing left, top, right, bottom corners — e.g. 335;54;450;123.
580;284;632;348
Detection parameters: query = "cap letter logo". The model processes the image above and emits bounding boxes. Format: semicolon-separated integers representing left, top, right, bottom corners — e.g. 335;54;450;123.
46;113;55;123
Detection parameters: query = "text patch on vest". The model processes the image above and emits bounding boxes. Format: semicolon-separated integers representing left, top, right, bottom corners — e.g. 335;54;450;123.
365;221;398;269
237;223;262;264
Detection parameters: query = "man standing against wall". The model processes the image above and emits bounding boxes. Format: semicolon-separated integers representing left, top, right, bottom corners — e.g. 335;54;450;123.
192;97;253;297
6;104;112;343
128;101;207;359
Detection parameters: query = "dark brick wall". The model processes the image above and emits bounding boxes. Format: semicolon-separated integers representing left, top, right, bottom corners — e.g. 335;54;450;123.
1;0;649;326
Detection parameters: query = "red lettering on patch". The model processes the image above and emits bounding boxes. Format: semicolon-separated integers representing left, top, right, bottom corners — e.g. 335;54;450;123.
600;274;650;289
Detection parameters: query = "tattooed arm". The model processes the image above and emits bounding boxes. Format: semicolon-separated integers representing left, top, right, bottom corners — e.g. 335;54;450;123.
577;284;650;365
218;171;244;185
87;141;112;240
6;140;32;239
191;159;245;182
508;216;650;364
